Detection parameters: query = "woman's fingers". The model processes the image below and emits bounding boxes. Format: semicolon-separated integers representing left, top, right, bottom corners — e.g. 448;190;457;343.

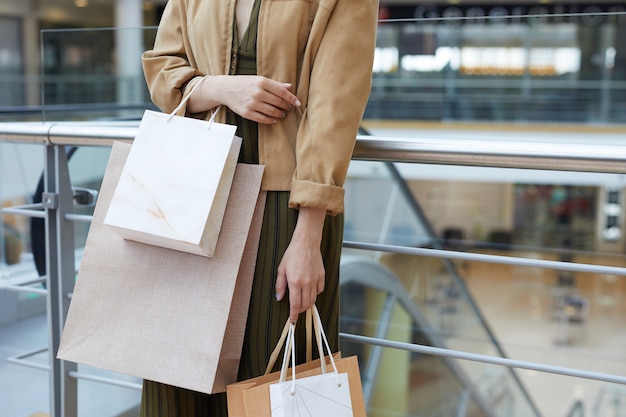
287;284;317;324
276;247;325;323
236;77;300;124
289;272;324;322
275;267;288;304
189;75;300;121
266;81;301;109
289;290;303;324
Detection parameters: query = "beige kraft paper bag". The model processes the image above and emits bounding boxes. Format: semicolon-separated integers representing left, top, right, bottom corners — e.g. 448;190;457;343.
58;141;266;394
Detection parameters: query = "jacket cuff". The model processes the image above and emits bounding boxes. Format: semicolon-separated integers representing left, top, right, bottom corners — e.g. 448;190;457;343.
288;180;345;216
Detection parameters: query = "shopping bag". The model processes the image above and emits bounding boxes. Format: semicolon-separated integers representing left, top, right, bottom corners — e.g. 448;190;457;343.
226;308;366;417
58;141;265;394
228;356;343;417
270;307;355;417
104;81;241;257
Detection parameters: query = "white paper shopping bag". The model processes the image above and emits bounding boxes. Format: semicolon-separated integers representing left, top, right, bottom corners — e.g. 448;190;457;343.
271;371;352;417
104;82;241;257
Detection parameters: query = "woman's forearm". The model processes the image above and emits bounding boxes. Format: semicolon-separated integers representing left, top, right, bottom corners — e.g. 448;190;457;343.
186;75;301;124
292;206;326;246
186;75;228;114
276;206;328;322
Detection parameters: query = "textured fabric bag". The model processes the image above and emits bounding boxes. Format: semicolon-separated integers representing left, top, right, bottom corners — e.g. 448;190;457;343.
226;308;366;417
104;81;241;257
58;141;265;394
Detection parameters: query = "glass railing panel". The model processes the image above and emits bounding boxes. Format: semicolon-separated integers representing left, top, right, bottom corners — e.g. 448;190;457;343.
0;144;110;273
343;148;626;416
340;243;626;416
347;126;626;260
40;27;158;122
0;141;45;323
339;274;537;417
593;386;626;417
344;161;432;247
0;142;111;329
0;142;43;266
66;145;111;250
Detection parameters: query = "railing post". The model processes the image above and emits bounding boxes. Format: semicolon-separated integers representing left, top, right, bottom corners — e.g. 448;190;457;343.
44;144;77;417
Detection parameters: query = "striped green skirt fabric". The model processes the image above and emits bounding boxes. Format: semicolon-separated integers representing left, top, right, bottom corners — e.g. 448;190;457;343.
140;2;343;415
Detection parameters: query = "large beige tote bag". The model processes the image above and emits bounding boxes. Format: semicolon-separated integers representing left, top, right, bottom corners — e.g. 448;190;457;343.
58;141;266;394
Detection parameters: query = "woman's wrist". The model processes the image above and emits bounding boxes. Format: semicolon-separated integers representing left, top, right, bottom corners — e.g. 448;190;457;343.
293;207;326;245
186;75;226;114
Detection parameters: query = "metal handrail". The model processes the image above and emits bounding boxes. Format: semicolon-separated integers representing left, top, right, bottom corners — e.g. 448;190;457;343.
342;333;626;386
1;121;626;173
344;241;626;277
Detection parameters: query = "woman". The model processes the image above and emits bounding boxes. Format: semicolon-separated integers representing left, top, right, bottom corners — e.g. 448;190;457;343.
140;0;377;415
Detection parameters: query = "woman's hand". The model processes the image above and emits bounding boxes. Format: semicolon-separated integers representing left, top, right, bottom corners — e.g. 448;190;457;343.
187;75;301;124
275;207;327;323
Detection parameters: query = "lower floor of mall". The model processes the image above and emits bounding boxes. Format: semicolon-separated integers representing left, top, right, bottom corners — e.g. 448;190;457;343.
1;249;625;417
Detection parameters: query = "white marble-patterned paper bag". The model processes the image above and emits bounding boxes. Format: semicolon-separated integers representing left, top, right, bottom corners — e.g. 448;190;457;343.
103;107;241;257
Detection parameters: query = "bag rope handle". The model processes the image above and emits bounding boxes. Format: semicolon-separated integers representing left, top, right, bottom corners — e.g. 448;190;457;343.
264;310;314;376
167;76;221;127
312;305;339;379
276;306;342;393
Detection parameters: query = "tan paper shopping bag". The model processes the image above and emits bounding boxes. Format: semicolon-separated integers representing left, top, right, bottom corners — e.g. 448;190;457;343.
58;141;265;394
234;356;365;417
104;105;241;257
227;354;342;417
268;309;358;417
228;307;366;417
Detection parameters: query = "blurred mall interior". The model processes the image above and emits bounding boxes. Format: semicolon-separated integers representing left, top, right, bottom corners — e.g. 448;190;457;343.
1;1;626;417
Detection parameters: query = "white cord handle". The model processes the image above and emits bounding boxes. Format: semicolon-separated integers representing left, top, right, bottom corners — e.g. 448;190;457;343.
280;323;295;384
312;306;340;377
277;306;342;394
167;76;221;127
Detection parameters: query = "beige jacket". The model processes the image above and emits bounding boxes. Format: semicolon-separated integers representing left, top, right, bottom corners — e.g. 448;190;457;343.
142;0;378;215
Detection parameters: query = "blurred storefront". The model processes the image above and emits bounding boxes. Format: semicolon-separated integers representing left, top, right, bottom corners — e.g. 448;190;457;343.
370;2;626;122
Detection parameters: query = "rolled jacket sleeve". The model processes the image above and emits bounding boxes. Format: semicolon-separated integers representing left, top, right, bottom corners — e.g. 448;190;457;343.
288;0;378;216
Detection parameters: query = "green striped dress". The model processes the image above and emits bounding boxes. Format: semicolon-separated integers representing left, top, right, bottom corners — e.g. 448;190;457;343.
140;1;343;415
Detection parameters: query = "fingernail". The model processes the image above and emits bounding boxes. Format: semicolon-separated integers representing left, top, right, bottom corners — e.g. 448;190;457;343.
275;293;280;301
282;112;287;118
295;100;302;107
